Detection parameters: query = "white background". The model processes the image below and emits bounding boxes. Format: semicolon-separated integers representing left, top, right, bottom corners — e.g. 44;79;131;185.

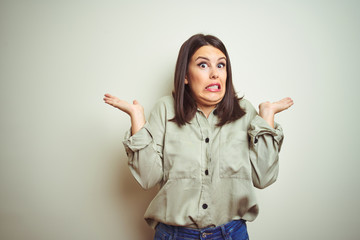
1;0;359;239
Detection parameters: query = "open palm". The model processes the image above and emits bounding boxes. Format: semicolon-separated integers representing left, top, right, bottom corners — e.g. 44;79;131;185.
104;93;145;134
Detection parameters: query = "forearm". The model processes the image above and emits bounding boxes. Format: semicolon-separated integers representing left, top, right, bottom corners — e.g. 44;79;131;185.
123;125;164;189
250;134;280;188
248;116;284;189
259;112;275;128
128;146;163;189
130;112;146;135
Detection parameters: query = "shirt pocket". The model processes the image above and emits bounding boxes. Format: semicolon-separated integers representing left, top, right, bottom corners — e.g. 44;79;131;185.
163;132;201;179
219;130;251;179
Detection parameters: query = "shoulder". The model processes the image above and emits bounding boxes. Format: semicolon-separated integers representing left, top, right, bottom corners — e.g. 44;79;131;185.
237;98;258;122
156;95;174;105
150;95;175;118
239;98;256;112
153;95;174;110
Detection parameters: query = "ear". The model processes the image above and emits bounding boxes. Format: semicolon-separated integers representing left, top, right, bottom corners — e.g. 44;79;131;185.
184;75;189;84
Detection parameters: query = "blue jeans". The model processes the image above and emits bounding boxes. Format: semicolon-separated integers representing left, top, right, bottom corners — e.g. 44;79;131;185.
154;220;249;240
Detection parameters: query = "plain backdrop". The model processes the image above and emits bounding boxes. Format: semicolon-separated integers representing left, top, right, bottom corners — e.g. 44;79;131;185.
1;0;359;239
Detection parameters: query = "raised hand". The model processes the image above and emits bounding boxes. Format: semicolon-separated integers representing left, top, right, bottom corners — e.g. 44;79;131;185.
103;93;145;135
258;97;294;128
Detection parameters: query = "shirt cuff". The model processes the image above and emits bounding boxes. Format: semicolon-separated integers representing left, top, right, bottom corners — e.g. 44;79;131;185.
248;115;284;146
123;122;153;152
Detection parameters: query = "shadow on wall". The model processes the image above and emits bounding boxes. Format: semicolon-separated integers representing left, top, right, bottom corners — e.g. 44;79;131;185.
118;156;158;239
113;74;173;239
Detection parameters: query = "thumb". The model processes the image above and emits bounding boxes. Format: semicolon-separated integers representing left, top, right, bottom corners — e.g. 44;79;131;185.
133;100;139;105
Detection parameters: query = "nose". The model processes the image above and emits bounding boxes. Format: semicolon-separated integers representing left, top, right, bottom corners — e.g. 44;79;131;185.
210;68;219;79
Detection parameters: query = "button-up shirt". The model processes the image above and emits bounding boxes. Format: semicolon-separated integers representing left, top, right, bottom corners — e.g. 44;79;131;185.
123;96;284;229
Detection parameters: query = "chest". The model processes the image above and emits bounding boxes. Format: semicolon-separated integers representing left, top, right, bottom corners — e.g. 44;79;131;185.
162;117;251;180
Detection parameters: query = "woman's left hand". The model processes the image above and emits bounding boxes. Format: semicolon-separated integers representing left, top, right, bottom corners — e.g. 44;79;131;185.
258;97;294;128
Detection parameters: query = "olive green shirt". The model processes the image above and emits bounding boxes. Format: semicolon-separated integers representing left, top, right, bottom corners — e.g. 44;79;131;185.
123;96;284;229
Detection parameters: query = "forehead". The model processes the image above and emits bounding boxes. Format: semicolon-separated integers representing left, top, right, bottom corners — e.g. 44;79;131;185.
191;45;226;60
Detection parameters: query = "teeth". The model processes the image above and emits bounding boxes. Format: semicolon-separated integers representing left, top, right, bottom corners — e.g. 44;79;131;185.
207;85;219;89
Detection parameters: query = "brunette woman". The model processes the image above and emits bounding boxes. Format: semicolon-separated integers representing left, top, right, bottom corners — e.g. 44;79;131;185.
104;34;293;240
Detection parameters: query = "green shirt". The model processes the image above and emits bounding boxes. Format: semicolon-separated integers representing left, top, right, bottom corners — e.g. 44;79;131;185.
123;96;284;229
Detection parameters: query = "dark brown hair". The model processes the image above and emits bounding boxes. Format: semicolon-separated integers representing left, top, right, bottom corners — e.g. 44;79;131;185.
171;34;246;127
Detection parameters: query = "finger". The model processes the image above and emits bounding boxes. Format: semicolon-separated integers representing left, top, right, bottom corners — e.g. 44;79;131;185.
103;95;112;101
104;96;119;104
278;97;291;103
277;98;293;106
104;93;121;102
104;98;115;105
283;100;294;109
285;98;294;106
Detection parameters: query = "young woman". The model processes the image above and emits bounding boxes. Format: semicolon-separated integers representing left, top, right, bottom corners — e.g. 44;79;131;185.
104;34;293;240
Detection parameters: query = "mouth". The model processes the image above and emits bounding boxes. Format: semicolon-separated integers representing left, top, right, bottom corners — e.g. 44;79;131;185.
205;84;221;92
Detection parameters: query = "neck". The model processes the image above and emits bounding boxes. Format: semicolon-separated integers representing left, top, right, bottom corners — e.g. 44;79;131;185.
197;105;216;118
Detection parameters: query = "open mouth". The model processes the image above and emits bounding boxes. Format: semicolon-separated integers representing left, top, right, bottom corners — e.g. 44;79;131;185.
206;84;221;91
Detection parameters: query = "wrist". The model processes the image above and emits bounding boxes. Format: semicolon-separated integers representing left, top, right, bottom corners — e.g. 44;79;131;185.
259;108;275;119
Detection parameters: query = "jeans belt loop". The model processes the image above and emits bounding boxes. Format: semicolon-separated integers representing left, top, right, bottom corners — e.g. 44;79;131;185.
173;226;178;239
220;225;228;239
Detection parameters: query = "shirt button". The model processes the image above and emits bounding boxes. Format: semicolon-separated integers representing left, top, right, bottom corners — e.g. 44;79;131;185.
202;204;208;209
205;137;209;143
205;170;209;175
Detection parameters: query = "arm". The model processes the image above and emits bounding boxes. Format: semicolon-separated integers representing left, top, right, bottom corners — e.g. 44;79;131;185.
104;93;164;189
248;97;293;189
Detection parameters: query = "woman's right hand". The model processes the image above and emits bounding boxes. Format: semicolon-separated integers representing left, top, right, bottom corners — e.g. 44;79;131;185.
103;93;145;135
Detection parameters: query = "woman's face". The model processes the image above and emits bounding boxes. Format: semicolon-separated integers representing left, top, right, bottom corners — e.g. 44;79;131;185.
185;45;227;114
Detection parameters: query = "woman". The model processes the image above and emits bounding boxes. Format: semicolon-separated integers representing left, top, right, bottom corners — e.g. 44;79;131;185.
104;34;293;240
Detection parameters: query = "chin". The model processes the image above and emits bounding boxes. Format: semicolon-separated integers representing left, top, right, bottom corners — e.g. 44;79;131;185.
207;99;223;106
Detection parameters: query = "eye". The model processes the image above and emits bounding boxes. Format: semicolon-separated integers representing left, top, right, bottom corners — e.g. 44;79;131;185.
198;62;208;68
217;63;226;68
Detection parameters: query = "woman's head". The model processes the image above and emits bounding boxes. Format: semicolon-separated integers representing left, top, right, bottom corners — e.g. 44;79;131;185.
172;34;245;126
185;45;227;115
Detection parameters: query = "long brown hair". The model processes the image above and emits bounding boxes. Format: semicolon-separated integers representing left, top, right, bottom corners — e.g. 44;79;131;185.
171;34;246;127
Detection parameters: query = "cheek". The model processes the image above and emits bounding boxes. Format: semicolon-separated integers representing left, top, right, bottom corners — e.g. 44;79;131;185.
192;83;204;93
190;76;206;89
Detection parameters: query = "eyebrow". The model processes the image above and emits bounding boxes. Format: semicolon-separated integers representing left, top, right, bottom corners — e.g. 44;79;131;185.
195;56;226;61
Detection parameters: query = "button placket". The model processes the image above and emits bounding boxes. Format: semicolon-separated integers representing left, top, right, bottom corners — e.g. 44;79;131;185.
196;112;213;225
203;126;211;178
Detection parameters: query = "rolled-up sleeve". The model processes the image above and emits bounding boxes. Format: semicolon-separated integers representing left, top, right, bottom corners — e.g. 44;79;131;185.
248;115;284;189
122;100;166;190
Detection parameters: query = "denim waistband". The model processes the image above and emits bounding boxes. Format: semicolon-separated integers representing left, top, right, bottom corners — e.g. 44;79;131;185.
156;219;246;239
